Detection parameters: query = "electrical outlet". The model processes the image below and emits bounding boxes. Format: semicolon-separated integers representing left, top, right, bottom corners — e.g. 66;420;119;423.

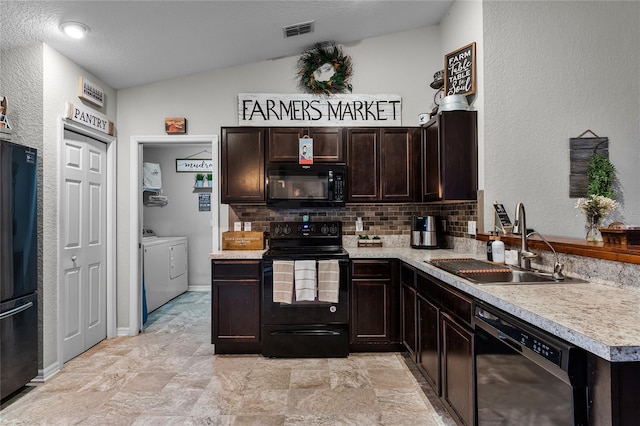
468;220;477;236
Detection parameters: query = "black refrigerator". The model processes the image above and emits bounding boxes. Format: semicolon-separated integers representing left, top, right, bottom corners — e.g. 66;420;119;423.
0;139;38;401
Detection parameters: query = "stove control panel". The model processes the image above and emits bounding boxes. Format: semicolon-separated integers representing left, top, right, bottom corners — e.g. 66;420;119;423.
270;221;341;239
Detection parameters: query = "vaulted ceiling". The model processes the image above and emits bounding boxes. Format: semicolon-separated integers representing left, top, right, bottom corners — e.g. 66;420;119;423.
1;1;454;89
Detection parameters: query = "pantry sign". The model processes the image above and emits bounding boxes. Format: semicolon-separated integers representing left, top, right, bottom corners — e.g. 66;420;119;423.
65;102;115;136
238;93;402;126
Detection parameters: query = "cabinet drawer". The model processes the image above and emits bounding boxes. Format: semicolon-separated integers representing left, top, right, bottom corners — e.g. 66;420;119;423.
400;263;416;287
212;260;261;280
351;260;391;278
416;272;472;327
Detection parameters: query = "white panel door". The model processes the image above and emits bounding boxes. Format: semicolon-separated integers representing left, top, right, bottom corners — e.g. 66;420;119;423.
62;129;107;362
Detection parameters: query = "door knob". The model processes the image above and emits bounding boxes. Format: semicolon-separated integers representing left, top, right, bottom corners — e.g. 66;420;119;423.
71;255;77;264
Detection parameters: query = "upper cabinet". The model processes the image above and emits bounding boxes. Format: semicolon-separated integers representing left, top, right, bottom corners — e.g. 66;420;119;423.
221;127;265;204
268;127;345;163
422;111;477;202
347;127;420;202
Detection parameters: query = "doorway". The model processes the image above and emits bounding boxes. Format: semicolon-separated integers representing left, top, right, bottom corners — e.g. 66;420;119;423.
129;135;219;334
59;126;115;363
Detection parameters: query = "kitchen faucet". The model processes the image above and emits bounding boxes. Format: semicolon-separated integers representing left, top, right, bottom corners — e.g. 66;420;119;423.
513;202;565;279
513;202;538;269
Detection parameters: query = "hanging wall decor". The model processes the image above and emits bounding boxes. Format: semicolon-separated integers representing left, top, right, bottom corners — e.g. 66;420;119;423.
444;42;476;97
297;42;353;95
569;130;610;198
165;117;186;134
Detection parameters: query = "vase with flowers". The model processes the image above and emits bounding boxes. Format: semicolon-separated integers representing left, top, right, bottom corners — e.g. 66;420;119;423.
575;195;619;242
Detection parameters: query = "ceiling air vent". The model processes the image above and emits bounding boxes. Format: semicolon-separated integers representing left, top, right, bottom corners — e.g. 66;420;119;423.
282;20;315;38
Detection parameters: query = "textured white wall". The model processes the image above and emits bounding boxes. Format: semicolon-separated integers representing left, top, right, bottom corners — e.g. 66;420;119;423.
41;44;117;372
440;0;484;190
1;43;117;374
115;26;442;328
1;44;45;367
483;1;640;237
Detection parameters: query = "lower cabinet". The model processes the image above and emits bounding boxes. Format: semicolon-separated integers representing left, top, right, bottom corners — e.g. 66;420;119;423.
418;293;440;393
350;259;401;351
402;263;475;426
441;311;474;426
400;263;417;358
211;260;261;354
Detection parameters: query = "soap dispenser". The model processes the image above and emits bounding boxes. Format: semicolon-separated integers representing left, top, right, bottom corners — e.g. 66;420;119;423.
486;232;496;261
492;235;505;264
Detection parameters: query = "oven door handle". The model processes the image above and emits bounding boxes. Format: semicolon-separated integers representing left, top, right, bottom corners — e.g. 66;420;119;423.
269;329;342;337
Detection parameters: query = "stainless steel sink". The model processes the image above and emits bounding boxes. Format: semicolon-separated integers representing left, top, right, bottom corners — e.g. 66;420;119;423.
427;258;588;285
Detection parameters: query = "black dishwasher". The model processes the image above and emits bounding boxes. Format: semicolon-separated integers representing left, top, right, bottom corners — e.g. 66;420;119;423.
474;303;588;425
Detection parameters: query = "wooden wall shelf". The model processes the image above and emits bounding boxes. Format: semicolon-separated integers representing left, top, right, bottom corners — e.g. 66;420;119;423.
476;233;640;265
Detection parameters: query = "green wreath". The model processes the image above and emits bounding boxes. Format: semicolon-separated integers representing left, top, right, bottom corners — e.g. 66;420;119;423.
297;43;353;95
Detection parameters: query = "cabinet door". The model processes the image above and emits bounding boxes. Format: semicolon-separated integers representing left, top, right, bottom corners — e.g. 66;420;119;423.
213;280;260;341
347;128;379;201
422;111;477;201
441;312;475;426
267;127;304;162
211;260;261;354
351;279;391;342
268;127;345;163
221;128;265;203
422;121;441;200
380;128;420;201
418;294;440;394
350;260;399;346
401;283;417;358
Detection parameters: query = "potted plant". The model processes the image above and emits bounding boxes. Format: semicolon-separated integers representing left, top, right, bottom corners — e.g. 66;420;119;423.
195;173;204;187
206;173;213;187
575;150;619;241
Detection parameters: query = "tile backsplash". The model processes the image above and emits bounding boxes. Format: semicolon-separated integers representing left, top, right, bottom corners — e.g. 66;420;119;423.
229;201;478;238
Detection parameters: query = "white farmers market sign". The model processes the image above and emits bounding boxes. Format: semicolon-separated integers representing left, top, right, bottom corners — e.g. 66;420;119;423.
238;93;402;127
65;102;114;135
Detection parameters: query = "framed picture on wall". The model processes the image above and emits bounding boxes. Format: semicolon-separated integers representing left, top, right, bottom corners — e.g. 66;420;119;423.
165;117;187;134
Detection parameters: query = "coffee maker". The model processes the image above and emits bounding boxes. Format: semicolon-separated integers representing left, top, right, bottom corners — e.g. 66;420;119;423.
411;215;439;249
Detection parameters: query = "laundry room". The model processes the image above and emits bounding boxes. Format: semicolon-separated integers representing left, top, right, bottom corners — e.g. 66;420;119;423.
141;143;216;323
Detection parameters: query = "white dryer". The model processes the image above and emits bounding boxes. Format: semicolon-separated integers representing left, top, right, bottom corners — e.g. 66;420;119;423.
142;231;188;313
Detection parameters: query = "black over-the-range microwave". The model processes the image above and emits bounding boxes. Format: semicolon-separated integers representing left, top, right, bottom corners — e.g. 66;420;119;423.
266;164;346;208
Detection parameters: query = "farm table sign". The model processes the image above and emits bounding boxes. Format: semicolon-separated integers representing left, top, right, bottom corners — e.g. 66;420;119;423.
238;93;402;127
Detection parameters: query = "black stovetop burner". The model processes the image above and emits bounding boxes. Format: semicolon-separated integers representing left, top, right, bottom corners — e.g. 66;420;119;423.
263;221;348;260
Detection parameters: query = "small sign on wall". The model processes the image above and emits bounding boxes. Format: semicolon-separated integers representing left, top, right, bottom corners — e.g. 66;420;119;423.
65;102;114;135
198;193;211;211
444;42;476;97
78;76;105;107
176;158;213;172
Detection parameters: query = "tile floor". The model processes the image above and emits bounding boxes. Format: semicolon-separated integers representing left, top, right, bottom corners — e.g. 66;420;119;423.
1;292;456;425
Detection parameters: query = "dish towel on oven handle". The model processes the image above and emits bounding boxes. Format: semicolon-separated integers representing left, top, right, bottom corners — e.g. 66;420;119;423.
272;260;294;304
318;260;340;303
294;260;317;301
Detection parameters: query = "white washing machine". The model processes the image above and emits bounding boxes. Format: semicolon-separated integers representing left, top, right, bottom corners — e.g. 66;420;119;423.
142;230;188;313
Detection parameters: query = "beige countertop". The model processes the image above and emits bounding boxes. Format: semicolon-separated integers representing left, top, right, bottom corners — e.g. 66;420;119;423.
210;247;640;362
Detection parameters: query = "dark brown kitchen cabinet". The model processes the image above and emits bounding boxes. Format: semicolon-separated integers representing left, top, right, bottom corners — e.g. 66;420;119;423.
350;259;401;351
400;263;417;359
418;293;440;393
221;127;265;203
441;312;474;426
211;260;261;354
422;111;477;201
407;266;474;426
347;127;420;202
268;127;345;163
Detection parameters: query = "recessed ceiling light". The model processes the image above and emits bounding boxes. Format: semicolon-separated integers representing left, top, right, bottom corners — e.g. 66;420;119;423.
59;22;90;39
